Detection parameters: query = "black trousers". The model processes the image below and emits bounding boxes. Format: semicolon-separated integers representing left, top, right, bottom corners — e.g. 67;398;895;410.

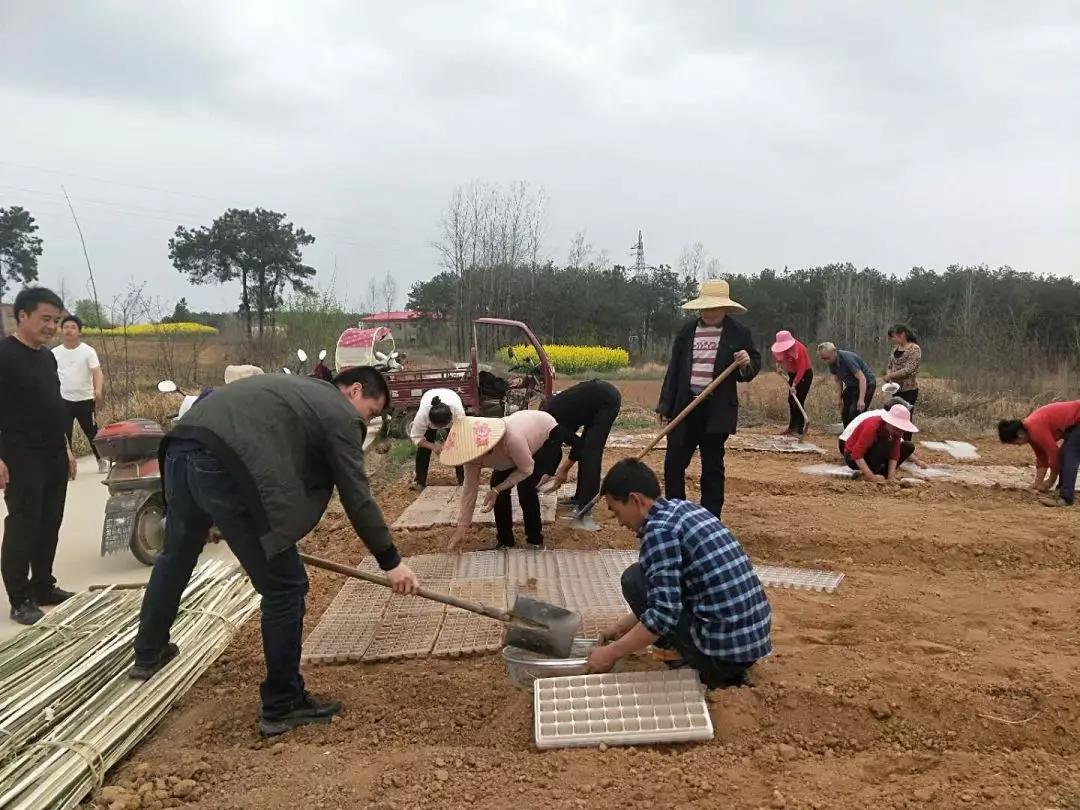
663;405;728;518
64;399;101;459
844;438;916;475
1;448;68;606
489;433;562;547
841;384;875;427
134;444;309;719
621;563;750;688
786;370;813;434
414;429;464;487
573;396;621;506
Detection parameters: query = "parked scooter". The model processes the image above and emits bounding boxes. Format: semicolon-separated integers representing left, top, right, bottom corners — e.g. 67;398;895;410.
94;369;255;566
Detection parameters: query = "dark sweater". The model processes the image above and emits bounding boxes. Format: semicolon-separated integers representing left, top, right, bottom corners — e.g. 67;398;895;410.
164;374;399;569
657;316;761;437
0;336;67;456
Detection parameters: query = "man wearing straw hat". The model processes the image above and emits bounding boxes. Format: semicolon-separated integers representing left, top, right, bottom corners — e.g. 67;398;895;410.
657;280;759;518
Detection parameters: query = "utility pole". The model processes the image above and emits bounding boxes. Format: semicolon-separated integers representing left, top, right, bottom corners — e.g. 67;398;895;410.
630;230;646;275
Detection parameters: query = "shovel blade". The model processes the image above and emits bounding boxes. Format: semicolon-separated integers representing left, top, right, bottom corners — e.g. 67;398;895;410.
567;511;601;531
504;596;581;658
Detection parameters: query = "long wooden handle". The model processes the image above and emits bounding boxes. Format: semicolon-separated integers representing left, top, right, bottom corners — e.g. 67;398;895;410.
300;552;511;623
777;370;810;424
574;360;742;516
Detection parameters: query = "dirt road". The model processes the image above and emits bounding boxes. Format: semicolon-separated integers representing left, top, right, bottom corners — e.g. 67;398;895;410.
93;425;1079;810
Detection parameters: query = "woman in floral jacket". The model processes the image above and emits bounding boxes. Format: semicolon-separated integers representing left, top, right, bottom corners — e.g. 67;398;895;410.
883;325;921;438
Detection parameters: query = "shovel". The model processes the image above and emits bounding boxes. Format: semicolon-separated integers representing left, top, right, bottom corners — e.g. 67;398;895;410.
300;553;581;659
777;371;811;435
568;361;741;531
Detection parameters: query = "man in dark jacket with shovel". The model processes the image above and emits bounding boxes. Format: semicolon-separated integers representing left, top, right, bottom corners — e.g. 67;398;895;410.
131;367;419;736
657;280;760;518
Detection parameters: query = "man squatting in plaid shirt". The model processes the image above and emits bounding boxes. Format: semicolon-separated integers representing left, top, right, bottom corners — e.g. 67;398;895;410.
586;459;772;688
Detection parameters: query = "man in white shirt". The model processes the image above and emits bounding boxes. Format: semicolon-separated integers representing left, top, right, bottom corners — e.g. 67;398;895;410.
52;316;107;473
409;388;466;490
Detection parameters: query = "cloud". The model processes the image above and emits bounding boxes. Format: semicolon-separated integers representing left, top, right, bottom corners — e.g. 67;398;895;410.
0;1;1077;312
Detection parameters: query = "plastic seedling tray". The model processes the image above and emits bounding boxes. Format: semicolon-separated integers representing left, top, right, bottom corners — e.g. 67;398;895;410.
578;607;633;639
455;550;507;579
432;612;504;657
448;578;508;612
557;577;628;611
301;615;380;664
799;463;858;479
385;579;451;615
753;565;844;593
506;549;561;582
322;579;392;618
362;612;444;661
406;553;459;579
533;669;713;750
555;551;610;580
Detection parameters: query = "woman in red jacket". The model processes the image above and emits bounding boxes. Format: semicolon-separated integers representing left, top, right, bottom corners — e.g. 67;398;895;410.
842;403;919;482
771;330;813;436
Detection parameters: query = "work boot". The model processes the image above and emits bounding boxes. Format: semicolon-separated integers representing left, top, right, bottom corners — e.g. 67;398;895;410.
259;693;343;737
10;601;44;626
410;481;424;492
34;586;75;606
129;643;180;680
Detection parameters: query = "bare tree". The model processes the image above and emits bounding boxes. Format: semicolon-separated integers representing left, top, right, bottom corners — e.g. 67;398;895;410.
678;242;708;281
380;271;398;321
363;277;380;318
432;180;547;352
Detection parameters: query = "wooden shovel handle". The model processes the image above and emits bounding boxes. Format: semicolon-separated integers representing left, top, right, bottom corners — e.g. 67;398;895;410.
299;552;511;623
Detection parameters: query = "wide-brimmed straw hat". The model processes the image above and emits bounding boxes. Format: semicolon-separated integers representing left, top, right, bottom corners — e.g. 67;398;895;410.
440;416;507;467
771;329;797;356
681;280;746;313
881;403;918;434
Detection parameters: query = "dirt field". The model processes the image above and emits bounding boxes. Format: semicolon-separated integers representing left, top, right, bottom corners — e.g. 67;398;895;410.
91;388;1080;810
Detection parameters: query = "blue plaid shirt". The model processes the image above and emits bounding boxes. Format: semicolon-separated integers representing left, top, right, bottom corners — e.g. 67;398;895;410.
638;499;772;663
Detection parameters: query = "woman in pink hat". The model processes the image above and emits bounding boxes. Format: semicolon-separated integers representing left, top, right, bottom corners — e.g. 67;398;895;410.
771;330;813;436
841;403;919;482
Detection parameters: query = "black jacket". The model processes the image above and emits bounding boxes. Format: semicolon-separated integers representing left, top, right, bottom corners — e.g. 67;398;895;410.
657;316;761;437
163;374;399;569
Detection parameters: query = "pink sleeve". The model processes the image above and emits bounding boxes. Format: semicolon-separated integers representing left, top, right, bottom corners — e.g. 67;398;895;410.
457;463;482;527
496;430;537;491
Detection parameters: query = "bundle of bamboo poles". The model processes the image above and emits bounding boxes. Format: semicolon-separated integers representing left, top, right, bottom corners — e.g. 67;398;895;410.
0;560;259;809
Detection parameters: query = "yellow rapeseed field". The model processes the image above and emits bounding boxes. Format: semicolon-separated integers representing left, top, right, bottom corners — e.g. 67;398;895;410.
85;322;218;337
498;344;629;374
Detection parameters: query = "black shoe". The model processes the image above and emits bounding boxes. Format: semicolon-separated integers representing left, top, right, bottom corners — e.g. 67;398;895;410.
10;601;44;626
702;669;751;690
494;540;515;550
259;694;343;737
526;541;544;551
34;586;75;606
129;643;180;680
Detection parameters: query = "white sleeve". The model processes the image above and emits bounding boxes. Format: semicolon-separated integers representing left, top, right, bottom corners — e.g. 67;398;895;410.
86;346;101;369
409;403;430;444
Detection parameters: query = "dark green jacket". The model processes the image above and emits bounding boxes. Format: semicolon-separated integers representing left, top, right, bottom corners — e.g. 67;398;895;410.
163;374;400;569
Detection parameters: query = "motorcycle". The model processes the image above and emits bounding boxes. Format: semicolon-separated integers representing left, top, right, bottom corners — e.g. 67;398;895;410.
94;373;240;566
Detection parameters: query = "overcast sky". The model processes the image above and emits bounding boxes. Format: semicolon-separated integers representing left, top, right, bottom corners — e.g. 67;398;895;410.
2;1;1077;314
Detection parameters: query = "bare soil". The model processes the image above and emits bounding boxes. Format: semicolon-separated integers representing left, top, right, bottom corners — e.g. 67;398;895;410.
91;404;1080;810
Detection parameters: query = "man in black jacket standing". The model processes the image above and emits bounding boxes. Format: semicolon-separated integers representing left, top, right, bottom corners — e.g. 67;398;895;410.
131;367;419;736
657;280;760;518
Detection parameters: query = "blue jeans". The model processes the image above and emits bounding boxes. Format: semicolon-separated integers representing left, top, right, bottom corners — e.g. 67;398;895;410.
133;444;309;719
1058;428;1080;505
620;563;750;688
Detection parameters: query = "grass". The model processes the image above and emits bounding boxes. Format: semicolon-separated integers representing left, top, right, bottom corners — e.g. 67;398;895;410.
614;405;658;431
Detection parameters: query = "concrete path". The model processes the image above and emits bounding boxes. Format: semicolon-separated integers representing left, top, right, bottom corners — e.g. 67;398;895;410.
0;456;234;643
